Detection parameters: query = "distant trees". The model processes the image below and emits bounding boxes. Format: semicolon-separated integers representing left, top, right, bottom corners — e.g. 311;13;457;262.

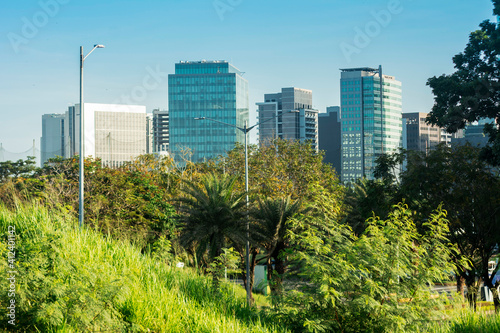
0;156;36;181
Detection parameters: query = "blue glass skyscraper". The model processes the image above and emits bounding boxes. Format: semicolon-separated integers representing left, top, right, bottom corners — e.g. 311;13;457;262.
168;60;249;162
340;67;402;183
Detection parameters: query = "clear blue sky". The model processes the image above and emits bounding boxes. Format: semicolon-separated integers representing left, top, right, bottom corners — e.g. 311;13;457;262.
0;0;496;159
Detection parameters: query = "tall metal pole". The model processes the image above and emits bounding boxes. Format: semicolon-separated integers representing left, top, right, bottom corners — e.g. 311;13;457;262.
379;65;384;154
194;112;296;308
78;44;104;228
79;46;84;228
244;120;251;307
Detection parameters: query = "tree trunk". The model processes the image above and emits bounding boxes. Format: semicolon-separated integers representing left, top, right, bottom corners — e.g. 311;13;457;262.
270;242;286;298
482;276;500;313
466;279;480;311
241;247;257;306
491;287;500;313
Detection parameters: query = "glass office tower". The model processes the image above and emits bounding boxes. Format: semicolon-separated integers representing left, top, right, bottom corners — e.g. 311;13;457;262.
340;67;402;183
168;60;249;162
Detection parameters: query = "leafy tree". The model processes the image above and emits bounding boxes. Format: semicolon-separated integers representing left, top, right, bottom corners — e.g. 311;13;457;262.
343;177;397;236
5;156;179;249
273;203;454;333
200;139;344;300
0;156;37;182
400;143;500;311
207;138;341;200
426;0;500;165
207;247;242;291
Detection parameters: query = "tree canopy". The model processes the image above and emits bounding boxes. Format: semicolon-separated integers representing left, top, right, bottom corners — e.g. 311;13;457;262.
426;0;500;165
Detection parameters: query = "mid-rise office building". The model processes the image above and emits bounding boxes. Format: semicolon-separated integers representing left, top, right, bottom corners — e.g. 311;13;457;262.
152;109;169;153
318;106;341;174
168;60;249;162
41;114;65;165
402;112;441;152
452;118;493;147
340;66;402;183
256;87;318;150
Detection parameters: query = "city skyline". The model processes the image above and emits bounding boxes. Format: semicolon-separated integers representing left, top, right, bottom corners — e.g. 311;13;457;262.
0;0;496;160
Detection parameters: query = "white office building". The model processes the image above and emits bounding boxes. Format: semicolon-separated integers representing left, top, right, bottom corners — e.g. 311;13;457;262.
42;103;148;167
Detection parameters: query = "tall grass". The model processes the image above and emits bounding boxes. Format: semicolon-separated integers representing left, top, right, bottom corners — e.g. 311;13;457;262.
0;203;287;332
429;310;500;333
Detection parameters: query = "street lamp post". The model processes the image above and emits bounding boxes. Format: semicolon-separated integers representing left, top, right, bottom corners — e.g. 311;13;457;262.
195;109;298;307
79;44;105;228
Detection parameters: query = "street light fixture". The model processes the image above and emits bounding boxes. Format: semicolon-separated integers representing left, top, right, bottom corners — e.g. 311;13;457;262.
195;109;299;307
79;44;105;228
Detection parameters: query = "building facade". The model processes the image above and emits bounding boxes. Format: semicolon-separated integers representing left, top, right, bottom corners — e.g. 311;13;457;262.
41;114;66;165
42;103;148;167
152;109;169;154
451;118;493;147
168;60;249;162
318;106;341;175
402;112;441;152
256;87;318;150
146;114;154;154
340;67;402;183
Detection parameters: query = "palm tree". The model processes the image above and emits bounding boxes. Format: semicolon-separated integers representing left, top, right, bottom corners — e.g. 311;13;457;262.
253;196;303;296
176;173;247;273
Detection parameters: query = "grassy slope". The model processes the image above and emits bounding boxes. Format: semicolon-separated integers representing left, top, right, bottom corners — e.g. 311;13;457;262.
0;204;287;332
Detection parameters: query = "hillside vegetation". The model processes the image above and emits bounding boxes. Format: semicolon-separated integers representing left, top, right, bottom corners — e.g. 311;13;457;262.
0;203;286;332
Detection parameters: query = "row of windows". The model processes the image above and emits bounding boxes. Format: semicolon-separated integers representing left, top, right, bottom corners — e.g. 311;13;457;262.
341;87;361;92
342;120;362;125
170;86;235;93
170;75;235;85
341;80;361;86
174;64;230;75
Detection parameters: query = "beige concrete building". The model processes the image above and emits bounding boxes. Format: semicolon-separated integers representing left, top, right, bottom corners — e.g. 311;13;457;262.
402;112;441;152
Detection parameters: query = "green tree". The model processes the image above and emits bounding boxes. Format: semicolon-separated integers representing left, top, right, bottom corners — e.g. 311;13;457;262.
400;144;500;311
9;156;179;249
175;173;248;289
0;156;37;182
426;0;500;165
275;203;454;333
343;177;397;236
207;138;341;200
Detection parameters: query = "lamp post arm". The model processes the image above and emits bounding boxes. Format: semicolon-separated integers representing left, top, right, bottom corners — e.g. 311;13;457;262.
195;117;247;133
196;109;297;135
249;109;299;133
83;44;105;62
